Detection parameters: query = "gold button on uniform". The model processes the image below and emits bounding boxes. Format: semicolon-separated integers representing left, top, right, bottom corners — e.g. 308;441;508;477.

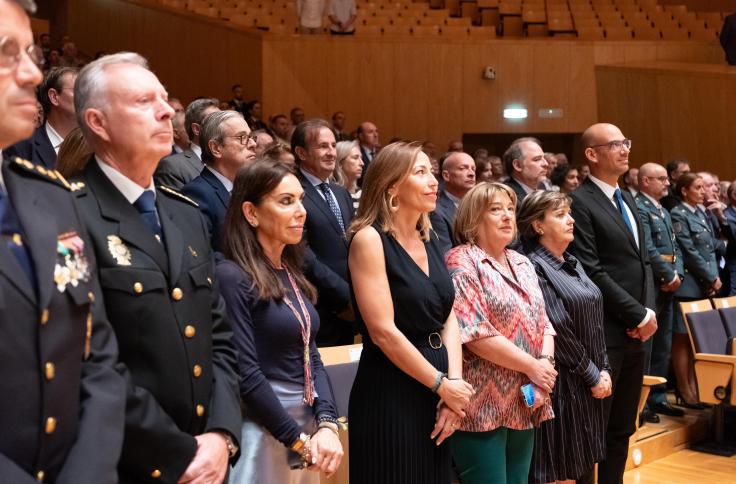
172;288;183;300
151;469;161;478
193;364;202;378
36;470;45;482
184;325;196;338
45;362;55;381
88;291;95;302
45;417;57;434
40;309;49;325
207;277;212;286
196;404;205;417
133;282;143;294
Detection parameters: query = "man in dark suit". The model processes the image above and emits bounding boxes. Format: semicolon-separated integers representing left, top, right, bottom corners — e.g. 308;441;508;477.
155;98;219;189
332;110;350;141
0;1;125;482
4;66;77;169
293;119;356;346
183;110;257;253
72;52;241;483
429;151;476;254
357;120;379;184
635;163;685;420
502;137;549;211
568;123;657;484
725;181;736;295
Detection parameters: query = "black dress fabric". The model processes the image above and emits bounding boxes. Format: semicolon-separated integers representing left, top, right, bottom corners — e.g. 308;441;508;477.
348;226;455;484
527;245;609;483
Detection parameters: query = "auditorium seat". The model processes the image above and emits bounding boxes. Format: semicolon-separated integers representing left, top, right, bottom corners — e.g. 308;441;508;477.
441;25;470;36
605;25;632;39
502;15;524;37
355;24;383;35
446;16;472;27
469;25;497;37
682;300;736;456
660;25;688;40
393;16;419;26
634;26;660;40
412;24;440;35
481;8;500;27
577;26;605;40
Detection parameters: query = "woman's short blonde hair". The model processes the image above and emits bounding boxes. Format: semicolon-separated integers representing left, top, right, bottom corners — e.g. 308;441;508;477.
453;182;517;245
517;189;572;242
348;141;431;241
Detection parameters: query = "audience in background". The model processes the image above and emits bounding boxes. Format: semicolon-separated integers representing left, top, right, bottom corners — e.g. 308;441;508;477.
446;182;555;484
671;173;721;408
503;137;549;211
155;97;219;189
5;66;77;168
348;141;472;484
245;100;268;131
622;167;639;197
725;181;736;295
183;110;257;253
550;163;580;193
228;84;247;116
430;151;476;254
448;140;463;152
270;114;291;144
328;0;357;35
262;141;296;165
252;129;274;157
331;110;351;141
518;190;610;484
218;160;343;483
576;162;591;183
357;120;380;180
661;159;691;211
475;156;494;183
332;140;363;209
635;163;684;422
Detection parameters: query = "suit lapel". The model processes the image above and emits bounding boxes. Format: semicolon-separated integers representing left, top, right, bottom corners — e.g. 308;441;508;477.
157;193;184;284
299;172;344;237
85;162;170;274
584;180;638;250
35;127;56;169
184;151;203;175
202;168;230;210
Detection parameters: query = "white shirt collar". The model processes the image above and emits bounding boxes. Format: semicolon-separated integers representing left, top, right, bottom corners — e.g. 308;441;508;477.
191;143;202;160
300;167;329;185
641;191;662;208
207;166;233;192
516;179;537;194
588;174;619;200
173;144;184;154
96;156;156;205
45;121;64;153
682;202;697;212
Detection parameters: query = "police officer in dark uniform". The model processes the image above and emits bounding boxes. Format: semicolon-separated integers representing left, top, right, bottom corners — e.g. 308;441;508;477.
70;53;241;483
635;163;685;419
0;1;125;482
671;172;722;408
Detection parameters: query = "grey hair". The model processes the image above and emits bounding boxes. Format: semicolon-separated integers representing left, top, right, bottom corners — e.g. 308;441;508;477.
74;52;149;139
10;0;37;13
200;110;245;165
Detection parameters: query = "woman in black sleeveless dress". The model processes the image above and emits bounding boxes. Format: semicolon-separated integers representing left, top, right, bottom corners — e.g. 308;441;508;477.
346;142;474;484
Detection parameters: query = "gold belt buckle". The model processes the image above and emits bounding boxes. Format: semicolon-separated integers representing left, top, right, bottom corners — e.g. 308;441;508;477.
428;332;443;349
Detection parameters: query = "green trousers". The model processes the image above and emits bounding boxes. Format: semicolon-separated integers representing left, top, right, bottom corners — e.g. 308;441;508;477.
450;427;534;484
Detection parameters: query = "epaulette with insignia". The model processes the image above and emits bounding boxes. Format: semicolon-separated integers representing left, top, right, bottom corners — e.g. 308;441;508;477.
158;185;199;207
10;156;71;190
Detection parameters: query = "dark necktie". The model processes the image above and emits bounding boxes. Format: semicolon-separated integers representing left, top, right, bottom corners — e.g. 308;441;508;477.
0;186;37;288
318;183;345;234
133;191;163;241
613;188;635;237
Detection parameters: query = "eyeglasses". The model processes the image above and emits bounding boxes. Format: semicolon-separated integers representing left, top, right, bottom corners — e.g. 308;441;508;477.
0;36;45;71
644;176;669;183
227;132;258;146
590;139;632;151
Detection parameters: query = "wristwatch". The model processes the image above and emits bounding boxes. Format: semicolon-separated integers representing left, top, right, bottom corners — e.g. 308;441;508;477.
539;354;556;368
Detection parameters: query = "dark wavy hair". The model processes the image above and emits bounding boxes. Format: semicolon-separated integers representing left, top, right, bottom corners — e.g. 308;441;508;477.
223;159;316;302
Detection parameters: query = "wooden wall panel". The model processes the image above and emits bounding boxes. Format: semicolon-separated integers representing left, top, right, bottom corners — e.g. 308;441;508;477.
597;62;736;179
55;1;723;150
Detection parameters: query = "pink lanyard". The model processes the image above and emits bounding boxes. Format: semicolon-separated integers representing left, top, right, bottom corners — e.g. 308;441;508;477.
282;267;315;405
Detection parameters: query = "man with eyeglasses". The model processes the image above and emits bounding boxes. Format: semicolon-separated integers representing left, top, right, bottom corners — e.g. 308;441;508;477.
635;163;685;422
183;110;257;254
0;1;126;482
70;52;241;484
567;123;657;484
5;66;77;168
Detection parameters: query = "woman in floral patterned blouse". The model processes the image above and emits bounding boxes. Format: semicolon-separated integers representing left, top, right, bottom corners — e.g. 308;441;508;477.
445;182;557;484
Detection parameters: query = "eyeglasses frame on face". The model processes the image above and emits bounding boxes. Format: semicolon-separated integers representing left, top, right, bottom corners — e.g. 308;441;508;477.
225;132;258;146
643;175;670;184
0;36;45;72
589;138;632;151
